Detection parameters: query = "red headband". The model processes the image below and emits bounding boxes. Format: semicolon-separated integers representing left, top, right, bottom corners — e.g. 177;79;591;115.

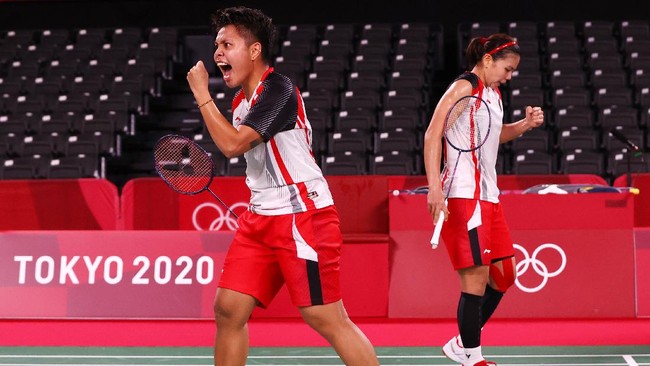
487;41;518;55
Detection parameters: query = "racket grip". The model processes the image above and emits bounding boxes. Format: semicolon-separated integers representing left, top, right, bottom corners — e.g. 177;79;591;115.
430;213;445;249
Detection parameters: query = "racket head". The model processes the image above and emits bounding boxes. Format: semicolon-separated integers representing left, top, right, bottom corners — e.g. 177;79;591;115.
443;95;492;153
153;134;215;195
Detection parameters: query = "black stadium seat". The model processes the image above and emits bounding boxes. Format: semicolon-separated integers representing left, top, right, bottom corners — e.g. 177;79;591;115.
0;19;643;185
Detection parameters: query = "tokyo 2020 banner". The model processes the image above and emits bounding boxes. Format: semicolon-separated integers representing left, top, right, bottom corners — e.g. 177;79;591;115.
0;231;233;318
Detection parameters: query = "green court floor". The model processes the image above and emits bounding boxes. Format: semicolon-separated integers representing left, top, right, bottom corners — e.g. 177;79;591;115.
1;346;649;365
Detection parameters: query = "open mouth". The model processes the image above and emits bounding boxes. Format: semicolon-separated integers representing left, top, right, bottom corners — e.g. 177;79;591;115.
217;62;232;77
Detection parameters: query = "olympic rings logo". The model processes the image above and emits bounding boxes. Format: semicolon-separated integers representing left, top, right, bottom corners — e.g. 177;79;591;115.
192;202;248;231
513;243;567;293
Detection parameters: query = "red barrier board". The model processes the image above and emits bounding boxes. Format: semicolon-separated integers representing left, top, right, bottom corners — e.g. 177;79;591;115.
121;177;249;231
0;179;119;230
0;231;231;318
0;231;389;319
614;173;650;227
636;228;650;317
122;176;389;235
388;192;636;318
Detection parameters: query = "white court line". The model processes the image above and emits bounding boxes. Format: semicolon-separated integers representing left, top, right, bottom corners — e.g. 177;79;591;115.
0;364;209;366
1;353;650;359
624;355;640;366
0;355;211;359
0;364;641;366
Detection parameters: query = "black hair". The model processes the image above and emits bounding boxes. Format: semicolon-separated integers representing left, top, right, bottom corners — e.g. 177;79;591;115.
211;6;276;64
465;33;520;70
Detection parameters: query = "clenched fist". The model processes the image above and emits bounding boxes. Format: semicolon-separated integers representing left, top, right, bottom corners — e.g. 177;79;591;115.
187;60;211;102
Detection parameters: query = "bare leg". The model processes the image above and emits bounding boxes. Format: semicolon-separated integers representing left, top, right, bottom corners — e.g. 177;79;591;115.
299;300;379;366
213;288;258;366
458;265;490;296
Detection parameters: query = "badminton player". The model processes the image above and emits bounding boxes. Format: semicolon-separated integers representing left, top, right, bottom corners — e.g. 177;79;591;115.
186;6;379;366
423;33;544;366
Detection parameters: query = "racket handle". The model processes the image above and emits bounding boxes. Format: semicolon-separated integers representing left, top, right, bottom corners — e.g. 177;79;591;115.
430;212;445;249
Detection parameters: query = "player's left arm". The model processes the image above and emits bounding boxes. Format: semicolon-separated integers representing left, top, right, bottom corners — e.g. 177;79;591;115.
500;106;544;143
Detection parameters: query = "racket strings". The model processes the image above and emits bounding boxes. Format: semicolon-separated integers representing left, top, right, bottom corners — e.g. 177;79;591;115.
154;136;214;194
441;96;492;197
444;97;490;153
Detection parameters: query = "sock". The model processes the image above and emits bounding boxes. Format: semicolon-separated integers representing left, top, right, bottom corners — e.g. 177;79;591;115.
480;285;504;327
457;292;482;349
464;346;485;365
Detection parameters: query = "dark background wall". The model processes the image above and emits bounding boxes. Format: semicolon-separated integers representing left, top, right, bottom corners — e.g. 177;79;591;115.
0;0;646;31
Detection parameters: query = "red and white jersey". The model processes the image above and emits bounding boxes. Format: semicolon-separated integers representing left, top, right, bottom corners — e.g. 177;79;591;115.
232;67;333;215
442;73;503;203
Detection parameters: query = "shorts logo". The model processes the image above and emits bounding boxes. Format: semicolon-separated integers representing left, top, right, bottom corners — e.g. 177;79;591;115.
513;243;567;293
192;202;248;231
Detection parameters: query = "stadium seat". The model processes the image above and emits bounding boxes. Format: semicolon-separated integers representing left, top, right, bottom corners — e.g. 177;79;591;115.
45;162;84;179
597;106;639;130
109;27;142;52
544;21;577;39
560;151;606;175
358;23;393;44
511;154;556;175
607;151;650;177
146;27;179;58
374;130;420;154
327;131;371;156
507;21;539;40
334;110;376;134
510;128;551;153
369;152;417;175
557;128;600;153
0;160;36;179
553;106;595;130
320;154;367;175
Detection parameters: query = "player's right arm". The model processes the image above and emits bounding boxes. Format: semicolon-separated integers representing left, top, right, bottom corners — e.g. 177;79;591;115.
187;61;263;158
423;79;472;223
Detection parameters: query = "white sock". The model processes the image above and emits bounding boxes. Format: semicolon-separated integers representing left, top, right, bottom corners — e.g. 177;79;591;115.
458;326;484;348
464;346;485;365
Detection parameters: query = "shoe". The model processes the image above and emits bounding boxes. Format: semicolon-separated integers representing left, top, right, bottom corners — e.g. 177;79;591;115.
442;335;466;363
465;361;496;366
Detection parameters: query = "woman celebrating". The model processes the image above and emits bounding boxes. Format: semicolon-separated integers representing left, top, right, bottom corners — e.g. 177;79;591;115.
423;33;544;366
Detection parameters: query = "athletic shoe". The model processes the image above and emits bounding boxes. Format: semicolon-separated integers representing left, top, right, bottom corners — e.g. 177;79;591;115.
442;335;466;363
465;361;496;366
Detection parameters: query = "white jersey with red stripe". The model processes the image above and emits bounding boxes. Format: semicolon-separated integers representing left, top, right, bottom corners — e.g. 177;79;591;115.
442;72;503;203
231;67;334;215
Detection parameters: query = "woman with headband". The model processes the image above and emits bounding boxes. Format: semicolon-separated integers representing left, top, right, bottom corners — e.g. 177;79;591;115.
423;33;544;366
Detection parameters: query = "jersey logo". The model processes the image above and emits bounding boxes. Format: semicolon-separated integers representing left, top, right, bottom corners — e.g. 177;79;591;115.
307;191;319;200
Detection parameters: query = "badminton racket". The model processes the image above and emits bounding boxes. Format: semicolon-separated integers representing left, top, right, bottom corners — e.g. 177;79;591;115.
431;95;492;248
153;134;239;219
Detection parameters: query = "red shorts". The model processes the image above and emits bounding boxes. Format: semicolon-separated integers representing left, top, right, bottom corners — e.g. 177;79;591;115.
218;205;342;308
441;198;514;270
